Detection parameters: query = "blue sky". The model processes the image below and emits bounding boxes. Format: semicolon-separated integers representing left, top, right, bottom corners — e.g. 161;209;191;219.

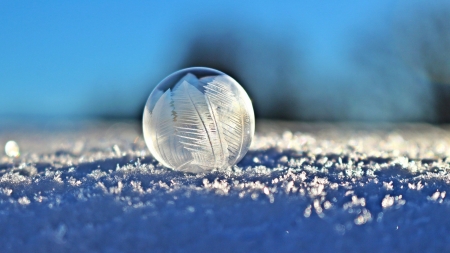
2;0;431;121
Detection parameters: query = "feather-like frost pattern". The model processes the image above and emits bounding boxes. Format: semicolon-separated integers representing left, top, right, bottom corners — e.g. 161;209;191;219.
151;90;192;169
148;73;252;172
202;76;247;164
172;79;228;169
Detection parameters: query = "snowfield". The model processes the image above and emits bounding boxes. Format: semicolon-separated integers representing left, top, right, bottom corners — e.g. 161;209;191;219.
1;120;450;252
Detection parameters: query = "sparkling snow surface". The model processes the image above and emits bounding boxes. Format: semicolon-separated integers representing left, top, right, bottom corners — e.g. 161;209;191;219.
1;121;450;252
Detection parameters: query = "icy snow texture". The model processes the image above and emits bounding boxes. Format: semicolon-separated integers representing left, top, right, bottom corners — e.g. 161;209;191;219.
143;70;254;173
1;121;450;252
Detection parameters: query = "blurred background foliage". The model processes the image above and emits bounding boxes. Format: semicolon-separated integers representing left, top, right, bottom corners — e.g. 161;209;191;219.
1;0;450;122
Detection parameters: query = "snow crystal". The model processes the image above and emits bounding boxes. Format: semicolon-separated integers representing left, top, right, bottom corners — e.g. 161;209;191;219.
0;121;450;252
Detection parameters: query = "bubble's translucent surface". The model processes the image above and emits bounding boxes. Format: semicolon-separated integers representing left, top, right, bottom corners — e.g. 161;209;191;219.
143;67;255;173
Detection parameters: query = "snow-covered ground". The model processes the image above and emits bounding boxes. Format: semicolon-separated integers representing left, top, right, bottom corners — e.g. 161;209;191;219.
1;120;450;252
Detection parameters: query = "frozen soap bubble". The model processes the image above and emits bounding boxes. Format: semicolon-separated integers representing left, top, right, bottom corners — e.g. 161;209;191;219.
143;67;255;173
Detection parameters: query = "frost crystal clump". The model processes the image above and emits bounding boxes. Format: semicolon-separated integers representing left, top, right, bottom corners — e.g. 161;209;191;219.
143;67;255;173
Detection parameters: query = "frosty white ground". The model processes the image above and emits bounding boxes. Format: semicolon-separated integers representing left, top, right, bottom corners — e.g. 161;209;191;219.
1;120;450;252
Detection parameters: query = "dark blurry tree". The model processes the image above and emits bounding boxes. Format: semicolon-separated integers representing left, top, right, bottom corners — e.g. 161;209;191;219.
347;31;435;122
179;24;305;120
393;1;450;122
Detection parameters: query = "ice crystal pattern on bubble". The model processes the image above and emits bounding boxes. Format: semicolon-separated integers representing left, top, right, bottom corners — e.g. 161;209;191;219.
146;73;252;173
